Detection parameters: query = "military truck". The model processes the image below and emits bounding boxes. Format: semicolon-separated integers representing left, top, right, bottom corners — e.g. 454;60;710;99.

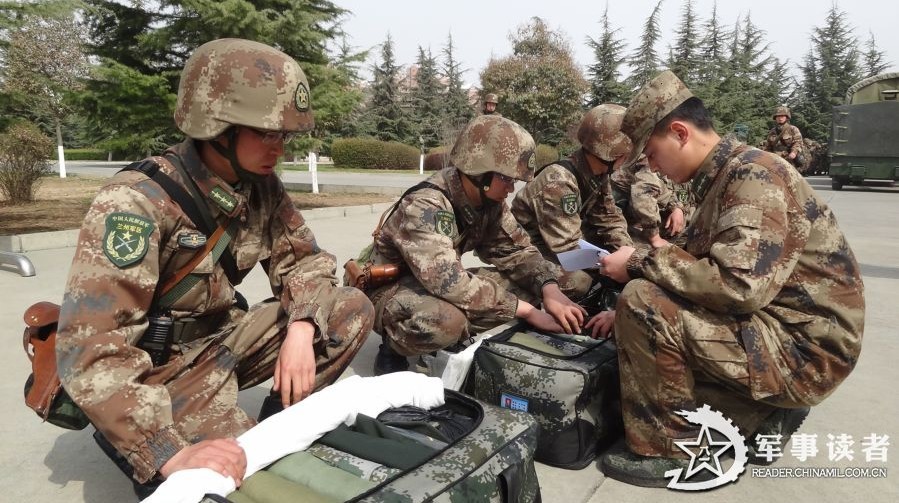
829;72;899;190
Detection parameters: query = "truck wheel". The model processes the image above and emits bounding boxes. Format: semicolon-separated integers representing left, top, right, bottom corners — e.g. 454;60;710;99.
831;179;844;190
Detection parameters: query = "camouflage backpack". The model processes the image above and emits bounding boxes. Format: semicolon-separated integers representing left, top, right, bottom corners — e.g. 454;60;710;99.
202;391;541;503
466;322;623;469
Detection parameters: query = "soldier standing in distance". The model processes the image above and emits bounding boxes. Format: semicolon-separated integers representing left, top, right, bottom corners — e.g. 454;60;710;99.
364;115;587;375
763;105;805;169
482;93;501;116
56;39;374;495
598;70;865;487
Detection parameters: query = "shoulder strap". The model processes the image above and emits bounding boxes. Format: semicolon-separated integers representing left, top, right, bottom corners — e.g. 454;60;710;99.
373;181;462;238
121;157;241;286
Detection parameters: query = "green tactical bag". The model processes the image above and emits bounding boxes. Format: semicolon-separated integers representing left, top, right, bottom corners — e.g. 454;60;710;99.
202;390;541;503
466;322;623;469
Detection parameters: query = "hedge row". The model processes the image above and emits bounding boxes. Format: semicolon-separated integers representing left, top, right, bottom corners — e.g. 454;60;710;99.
331;138;420;170
535;144;559;168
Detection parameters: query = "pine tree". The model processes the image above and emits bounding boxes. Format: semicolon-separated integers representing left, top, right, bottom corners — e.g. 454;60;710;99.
440;33;474;129
410;46;445;148
796;5;862;141
626;0;664;92
585;4;628;107
363;33;410;143
862;32;890;78
666;0;699;86
692;2;730;115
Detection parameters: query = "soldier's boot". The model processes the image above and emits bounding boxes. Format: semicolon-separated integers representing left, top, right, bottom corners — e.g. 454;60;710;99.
600;447;715;488
257;393;285;422
746;407;810;466
374;343;409;375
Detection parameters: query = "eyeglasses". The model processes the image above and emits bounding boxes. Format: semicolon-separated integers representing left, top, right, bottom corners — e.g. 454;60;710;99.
495;173;515;185
244;126;299;145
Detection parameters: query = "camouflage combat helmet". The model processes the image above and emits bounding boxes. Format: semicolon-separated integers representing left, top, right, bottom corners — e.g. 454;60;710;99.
175;38;314;140
773;106;791;119
577;104;633;163
485;93;499;104
450;115;537;182
620;70;693;168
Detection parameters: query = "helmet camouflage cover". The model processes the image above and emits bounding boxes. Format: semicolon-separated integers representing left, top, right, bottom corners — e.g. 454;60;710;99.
450;115;537;182
175;38;314;140
485;93;499;104
773;106;791;119
577;104;633;162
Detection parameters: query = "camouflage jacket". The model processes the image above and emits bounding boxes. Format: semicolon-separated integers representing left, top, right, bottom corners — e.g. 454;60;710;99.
764;123;804;158
56;139;340;481
511;150;632;260
626;136;865;403
371;167;558;321
610;159;682;241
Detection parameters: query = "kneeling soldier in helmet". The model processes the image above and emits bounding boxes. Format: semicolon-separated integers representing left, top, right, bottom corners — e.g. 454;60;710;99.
362;115;587;375
56;39;374;494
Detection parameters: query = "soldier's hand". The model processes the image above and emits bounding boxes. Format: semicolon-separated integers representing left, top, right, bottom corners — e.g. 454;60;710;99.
540;282;586;334
160;438;246;486
584;310;616;339
599;246;635;284
516;300;565;333
666;207;685;235
274;320;317;407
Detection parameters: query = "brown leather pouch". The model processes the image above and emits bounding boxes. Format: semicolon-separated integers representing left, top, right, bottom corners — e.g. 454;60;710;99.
366;263;403;290
343;258;367;290
23;301;90;430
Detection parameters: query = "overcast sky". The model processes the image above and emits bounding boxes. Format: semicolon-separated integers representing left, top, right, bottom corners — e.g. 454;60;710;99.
332;0;898;87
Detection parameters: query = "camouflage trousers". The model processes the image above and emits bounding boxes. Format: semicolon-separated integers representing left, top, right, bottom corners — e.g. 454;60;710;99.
146;288;373;447
371;268;584;357
615;279;805;458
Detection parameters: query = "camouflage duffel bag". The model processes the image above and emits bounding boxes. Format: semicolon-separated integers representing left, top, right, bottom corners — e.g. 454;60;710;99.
202;390;541;503
466;322;622;469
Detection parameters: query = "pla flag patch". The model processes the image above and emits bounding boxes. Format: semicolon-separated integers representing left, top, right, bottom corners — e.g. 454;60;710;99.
103;212;154;268
434;210;456;237
561;193;579;215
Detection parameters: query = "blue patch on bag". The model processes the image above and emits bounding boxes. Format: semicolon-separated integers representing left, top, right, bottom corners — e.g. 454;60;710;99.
501;392;529;412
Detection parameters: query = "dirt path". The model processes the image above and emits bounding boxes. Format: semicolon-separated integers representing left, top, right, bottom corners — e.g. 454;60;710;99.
0;175;395;235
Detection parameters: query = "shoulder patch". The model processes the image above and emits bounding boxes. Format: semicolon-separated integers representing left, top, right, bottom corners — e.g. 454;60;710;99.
561;193;579;215
434;210;456;237
209;186;237;213
103;212;154;268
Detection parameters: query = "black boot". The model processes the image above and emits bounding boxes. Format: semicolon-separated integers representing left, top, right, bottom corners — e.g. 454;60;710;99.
257;393;285;422
374;343;409;375
747;407;810;465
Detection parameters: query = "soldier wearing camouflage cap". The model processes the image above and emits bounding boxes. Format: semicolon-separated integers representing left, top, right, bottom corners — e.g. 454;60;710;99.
56;38;373;493
361;115;586;375
763;105;806;170
597;70;865;487
482;92;501;116
511;104;635;337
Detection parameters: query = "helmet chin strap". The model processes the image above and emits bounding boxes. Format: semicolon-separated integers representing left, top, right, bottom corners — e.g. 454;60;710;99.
208;128;269;185
469;172;499;209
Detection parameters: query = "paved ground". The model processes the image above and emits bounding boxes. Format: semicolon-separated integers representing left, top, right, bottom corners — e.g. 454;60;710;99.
1;176;896;502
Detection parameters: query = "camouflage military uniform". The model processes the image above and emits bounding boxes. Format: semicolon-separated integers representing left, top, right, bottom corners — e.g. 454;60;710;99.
58;40;375;486
764;123;804;165
610;158;683;247
617;135;865;457
367;166;562;356
511;150;632;297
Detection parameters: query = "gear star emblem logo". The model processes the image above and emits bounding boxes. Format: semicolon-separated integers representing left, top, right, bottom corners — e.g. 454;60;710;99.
665;404;749;491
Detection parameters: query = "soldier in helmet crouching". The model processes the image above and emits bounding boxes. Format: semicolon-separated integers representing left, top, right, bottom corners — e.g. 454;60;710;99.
763;105;806;169
362;115;586;375
56;39;374;495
